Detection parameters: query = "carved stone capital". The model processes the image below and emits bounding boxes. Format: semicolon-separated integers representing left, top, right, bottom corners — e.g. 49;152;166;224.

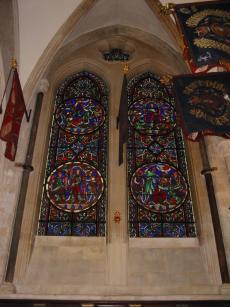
38;78;49;93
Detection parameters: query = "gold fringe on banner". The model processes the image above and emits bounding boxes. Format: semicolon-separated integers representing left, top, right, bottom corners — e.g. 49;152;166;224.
160;74;173;86
158;3;175;15
219;60;230;71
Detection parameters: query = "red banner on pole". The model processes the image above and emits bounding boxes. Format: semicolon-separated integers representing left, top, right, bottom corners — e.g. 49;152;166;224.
0;69;27;161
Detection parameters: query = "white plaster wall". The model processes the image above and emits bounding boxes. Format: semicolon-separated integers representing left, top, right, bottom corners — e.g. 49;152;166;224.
17;0;83;87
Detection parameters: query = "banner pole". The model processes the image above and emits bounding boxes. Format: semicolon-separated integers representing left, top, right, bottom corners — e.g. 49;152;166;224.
199;136;230;283
159;0;230;284
117;63;129;166
5;80;49;282
0;67;13;114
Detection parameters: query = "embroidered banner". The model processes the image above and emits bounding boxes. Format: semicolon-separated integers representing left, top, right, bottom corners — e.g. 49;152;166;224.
174;0;230;73
0;69;27;161
173;72;230;141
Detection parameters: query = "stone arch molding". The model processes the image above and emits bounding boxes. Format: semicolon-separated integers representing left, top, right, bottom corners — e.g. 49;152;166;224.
46;25;187;80
23;0;184;103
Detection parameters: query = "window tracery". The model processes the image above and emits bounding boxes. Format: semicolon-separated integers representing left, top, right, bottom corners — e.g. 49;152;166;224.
37;70;196;238
128;72;196;238
38;71;108;236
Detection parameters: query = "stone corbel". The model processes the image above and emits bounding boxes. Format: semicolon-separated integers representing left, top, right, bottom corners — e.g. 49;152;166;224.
38;78;49;94
0;281;16;294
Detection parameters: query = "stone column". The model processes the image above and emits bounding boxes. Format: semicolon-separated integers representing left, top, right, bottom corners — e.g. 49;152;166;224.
205;136;230;276
106;65;128;286
5;78;49;284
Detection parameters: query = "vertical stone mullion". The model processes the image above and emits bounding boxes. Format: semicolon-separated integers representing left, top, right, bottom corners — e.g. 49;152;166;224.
106;65;128;286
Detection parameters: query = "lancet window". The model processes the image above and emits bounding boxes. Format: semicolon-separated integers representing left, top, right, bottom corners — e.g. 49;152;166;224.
128;72;196;238
38;72;108;236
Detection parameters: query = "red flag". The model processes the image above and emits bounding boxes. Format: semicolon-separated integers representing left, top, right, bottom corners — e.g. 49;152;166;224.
0;69;27;161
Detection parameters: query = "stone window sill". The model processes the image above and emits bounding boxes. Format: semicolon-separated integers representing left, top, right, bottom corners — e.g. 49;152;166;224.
129;237;199;248
34;235;106;247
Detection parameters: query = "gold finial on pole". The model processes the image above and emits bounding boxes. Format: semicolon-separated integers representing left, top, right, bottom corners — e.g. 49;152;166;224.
11;58;17;69
160;74;173;85
159;3;175;15
0;59;18;114
123;63;129;75
219;60;230;72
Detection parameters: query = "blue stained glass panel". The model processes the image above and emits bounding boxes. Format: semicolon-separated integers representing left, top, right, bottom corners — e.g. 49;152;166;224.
47;222;72;236
163;223;186;238
139;223;162;237
72;223;97;236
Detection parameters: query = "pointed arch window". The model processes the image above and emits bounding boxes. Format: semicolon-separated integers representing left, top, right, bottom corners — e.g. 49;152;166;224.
128;72;196;238
38;72;108;236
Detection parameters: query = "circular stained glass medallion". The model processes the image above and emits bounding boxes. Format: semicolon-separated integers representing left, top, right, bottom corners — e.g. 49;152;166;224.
55;97;105;135
128;98;176;135
130;162;188;213
46;162;104;212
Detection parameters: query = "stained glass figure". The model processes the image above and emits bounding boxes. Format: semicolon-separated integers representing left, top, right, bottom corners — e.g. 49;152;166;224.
130;163;187;213
128;98;176;135
46;162;104;212
38;72;108;236
128;72;196;237
55;98;105;135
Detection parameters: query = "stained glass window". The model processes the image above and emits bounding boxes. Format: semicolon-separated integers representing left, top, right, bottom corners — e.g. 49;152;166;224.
38;72;108;236
128;72;196;238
